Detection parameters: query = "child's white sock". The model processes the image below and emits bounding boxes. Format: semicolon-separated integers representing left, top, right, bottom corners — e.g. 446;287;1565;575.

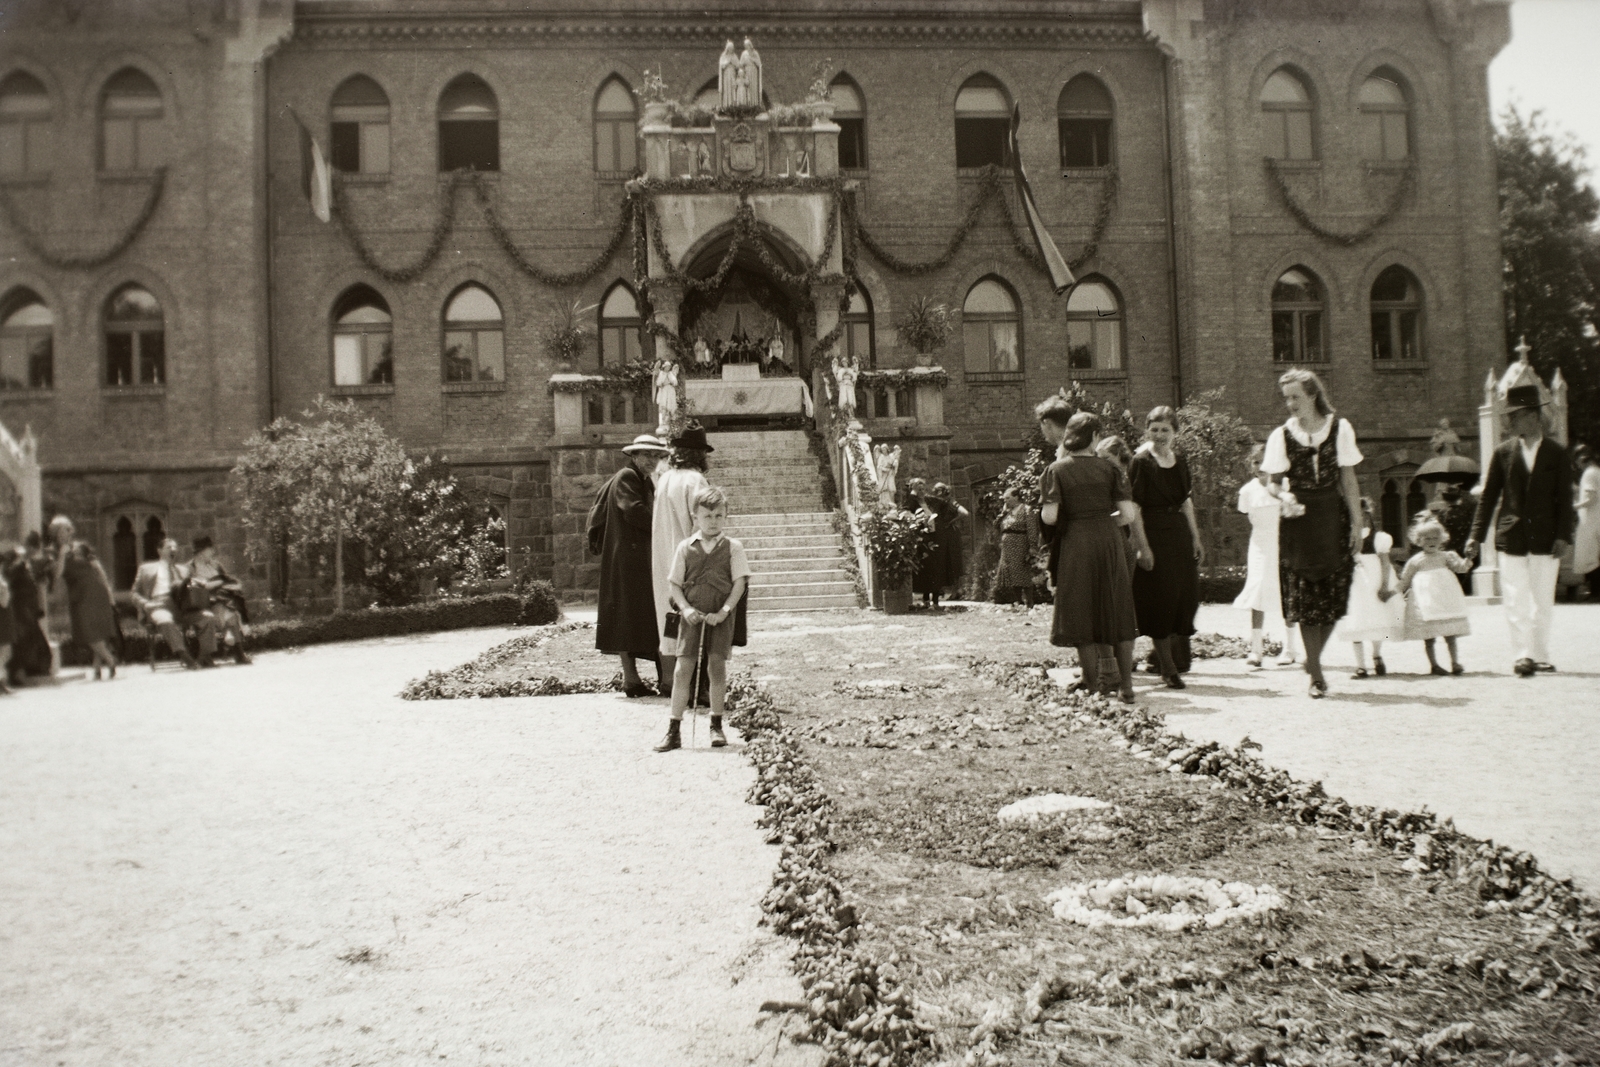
1249;629;1264;659
1352;642;1367;669
1285;626;1301;658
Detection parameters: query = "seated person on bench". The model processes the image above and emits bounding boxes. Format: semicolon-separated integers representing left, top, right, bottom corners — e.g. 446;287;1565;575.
189;535;250;665
133;537;218;669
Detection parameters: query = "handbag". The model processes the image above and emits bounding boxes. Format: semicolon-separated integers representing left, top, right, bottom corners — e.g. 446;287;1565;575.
177;574;211;612
662;609;681;640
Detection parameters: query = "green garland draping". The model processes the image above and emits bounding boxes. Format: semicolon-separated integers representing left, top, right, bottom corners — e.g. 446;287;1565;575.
1265;158;1415;247
546;361;654;394
0;168;166;270
856;367;951;389
474;178;636;287
333;170;472;283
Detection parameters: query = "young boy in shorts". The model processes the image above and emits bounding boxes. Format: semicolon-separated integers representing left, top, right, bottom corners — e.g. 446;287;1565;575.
654;485;750;752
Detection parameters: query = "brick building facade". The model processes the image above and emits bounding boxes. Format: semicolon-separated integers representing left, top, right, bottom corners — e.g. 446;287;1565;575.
0;0;1511;598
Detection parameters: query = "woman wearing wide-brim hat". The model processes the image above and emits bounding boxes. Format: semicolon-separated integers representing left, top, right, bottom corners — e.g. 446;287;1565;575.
651;426;713;697
592;433;670;696
912;482;968;609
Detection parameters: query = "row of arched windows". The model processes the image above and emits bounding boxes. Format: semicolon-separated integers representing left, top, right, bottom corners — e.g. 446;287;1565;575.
1;283;166;390
0;67;167;174
1271;263;1425;364
1260;66;1413;162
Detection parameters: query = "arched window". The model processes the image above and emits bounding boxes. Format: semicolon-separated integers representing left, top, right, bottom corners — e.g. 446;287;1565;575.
831;75;867;170
594;78;638;176
1271;267;1325;364
842;288;874;367
1359;71;1410;162
0;287;53;389
694;79;720;113
141;515;166;563
0;71;52;176
1370;265;1422;361
1405;478;1427;533
1065;278;1122;371
955;74;1012;170
1057;74;1113;169
100;68;163;171
104;284;164;386
1380;478;1403;543
442;284;504;383
438;74;499;172
330;74;390;175
962;277;1021;377
1260;68;1314;161
332;285;393;386
112;515;137;589
598;282;643;367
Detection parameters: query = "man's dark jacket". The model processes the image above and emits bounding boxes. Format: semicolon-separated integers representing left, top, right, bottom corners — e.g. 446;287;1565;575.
1469;438;1575;556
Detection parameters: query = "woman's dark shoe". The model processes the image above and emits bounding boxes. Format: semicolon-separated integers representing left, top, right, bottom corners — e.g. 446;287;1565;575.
623;682;653;699
1351;667;1369;679
1450;663;1465;676
1429;665;1449;676
1372;656;1386;676
1309;679;1327;699
1118;689;1137;704
1164;674;1186;690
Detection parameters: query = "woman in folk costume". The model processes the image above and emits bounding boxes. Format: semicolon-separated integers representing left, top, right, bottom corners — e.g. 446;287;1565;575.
593;434;669;697
1234;445;1301;668
651;425;712;698
1333;497;1403;677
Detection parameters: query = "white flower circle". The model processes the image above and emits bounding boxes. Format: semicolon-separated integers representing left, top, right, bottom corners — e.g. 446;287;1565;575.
1045;875;1283;933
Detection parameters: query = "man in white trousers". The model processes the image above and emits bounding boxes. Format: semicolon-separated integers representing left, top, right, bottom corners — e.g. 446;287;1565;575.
1465;384;1575;677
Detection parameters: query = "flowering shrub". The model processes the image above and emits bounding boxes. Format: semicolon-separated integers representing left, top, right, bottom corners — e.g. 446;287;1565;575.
858;507;933;589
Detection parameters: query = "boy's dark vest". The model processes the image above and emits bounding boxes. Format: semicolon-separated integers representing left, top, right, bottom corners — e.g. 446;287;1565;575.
682;536;733;614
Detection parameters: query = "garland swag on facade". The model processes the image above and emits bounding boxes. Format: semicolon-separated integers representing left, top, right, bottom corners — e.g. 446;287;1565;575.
1265;158;1416;247
0;168;167;270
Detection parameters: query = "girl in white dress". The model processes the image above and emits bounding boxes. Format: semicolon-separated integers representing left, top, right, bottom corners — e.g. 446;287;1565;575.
1335;498;1402;677
1233;447;1301;667
1572;444;1600;597
1383;514;1472;675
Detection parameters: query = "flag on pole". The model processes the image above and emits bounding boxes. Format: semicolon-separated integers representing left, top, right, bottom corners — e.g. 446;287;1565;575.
288;107;331;223
1009;103;1075;296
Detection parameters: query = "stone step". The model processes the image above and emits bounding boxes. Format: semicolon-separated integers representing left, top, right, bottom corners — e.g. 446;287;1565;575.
745;545;847;562
742;556;843;573
749;592;861;612
751;579;857;599
729;512;834;527
750;570;854;589
735;528;836;543
737;532;841;549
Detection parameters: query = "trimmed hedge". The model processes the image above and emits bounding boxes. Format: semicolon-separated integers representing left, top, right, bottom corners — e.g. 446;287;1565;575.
60;584;561;666
1197;565;1247;604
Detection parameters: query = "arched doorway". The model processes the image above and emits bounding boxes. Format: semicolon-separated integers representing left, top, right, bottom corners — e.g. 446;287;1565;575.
676;231;809;379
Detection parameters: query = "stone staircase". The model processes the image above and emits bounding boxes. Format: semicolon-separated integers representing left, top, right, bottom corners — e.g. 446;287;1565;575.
708;430;859;613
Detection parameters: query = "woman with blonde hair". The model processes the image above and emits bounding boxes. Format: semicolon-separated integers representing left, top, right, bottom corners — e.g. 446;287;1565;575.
1262;369;1364;698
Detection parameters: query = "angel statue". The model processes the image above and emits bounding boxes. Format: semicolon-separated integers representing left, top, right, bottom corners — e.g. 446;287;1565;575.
738;37;763;107
875;444;901;506
833;355;861;418
652;358;680;436
1430;417;1461;455
718;41;739;110
766;334;785;369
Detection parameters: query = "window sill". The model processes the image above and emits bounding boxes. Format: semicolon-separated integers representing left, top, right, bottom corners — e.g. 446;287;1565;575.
1060;166;1113;180
1372;359;1428;372
1066;367;1126;380
1267;158;1322;172
1363;160;1411;173
964;371;1025;385
335;172;390;185
0;387;53;400
333;383;395;396
958;167;1013;180
443;380;506;394
102;384;166;397
97;169;163;184
0;173;50;188
440;170;498;183
1272;358;1330;367
840;167;869;180
595;171;637;183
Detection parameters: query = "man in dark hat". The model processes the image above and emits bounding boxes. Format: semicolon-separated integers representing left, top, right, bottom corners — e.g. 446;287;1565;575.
591;433;669;696
1435;482;1477;593
191;534;251;664
1465;385;1575;676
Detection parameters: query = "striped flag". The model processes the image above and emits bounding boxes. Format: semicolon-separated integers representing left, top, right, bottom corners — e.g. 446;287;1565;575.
288;107;331;223
1009;103;1075;296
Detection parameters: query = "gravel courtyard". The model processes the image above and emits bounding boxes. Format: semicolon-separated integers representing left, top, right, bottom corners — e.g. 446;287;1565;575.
0;627;817;1067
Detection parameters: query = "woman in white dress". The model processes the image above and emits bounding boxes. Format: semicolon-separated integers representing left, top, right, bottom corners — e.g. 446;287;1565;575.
1233;446;1300;667
1334;498;1403;677
652;426;712;698
1572;444;1600;600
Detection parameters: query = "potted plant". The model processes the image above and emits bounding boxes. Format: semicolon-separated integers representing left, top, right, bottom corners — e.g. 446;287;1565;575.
895;294;954;368
859;506;933;615
542;298;598;372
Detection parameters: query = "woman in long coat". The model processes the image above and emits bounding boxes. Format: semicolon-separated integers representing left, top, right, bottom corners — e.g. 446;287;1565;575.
7;535;53;682
62;542;120;679
1263;369;1364;698
912;482;968;609
1130;406;1203;688
652;426;713;699
595;434;668;697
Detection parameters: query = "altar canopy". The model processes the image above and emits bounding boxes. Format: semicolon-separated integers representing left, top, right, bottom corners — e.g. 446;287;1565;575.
685;378;812;417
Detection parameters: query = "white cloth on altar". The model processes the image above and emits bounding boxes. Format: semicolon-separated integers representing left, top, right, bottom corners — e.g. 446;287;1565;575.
684;378;809;416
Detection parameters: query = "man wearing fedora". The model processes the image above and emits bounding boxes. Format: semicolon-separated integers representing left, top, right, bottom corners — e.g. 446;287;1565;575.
1465;384;1575;677
590;433;669;697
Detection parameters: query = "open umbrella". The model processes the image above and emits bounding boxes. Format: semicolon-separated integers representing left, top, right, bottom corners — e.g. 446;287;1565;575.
1414;453;1480;486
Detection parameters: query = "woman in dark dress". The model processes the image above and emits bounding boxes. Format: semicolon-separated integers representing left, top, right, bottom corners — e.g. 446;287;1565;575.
594;434;669;697
7;537;53;682
62;542;121;680
1039;409;1150;704
912;482;969;609
0;546;14;692
1130;406;1204;689
1263;369;1364;697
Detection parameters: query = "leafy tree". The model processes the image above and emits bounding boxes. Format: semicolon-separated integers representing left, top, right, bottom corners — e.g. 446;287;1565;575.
1497;108;1600;447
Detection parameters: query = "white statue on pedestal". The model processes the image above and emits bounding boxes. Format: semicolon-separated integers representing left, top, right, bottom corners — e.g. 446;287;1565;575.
652;359;680;435
693;336;713;368
738;38;762;107
718;42;738;110
767;335;784;368
833;356;860;418
875;444;901;505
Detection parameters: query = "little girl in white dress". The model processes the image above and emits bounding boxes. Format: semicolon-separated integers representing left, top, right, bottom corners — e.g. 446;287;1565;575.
1232;447;1301;667
1334;498;1403;677
1383;514;1473;675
